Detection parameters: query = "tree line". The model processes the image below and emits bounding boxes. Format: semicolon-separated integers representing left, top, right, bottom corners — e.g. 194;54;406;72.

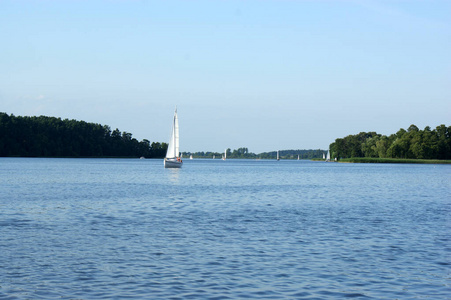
184;147;258;159
183;148;325;159
260;149;326;159
330;124;451;160
4;113;447;161
0;113;167;157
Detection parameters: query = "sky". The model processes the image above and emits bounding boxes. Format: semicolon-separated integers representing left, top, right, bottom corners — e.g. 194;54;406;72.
1;0;450;153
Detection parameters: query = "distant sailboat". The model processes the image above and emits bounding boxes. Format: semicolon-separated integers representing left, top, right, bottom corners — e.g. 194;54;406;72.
213;155;215;159
222;149;227;160
326;150;331;162
190;154;193;160
297;155;300;160
164;108;183;168
323;153;325;160
277;150;280;161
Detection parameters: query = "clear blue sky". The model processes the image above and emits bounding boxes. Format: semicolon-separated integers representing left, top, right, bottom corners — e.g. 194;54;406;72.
1;0;450;153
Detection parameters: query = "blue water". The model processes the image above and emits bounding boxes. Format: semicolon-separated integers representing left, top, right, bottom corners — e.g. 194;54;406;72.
1;158;450;299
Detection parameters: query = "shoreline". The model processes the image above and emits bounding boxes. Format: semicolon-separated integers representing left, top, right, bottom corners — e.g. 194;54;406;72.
337;157;451;164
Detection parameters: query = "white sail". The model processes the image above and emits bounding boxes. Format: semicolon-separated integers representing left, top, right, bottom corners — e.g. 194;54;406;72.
277;150;280;161
166;108;180;159
164;108;182;168
326;150;331;162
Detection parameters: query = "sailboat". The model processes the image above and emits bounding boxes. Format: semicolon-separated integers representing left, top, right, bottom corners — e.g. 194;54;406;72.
277;150;280;161
297;154;300;160
326;150;331;162
164;108;183;168
222;149;227;160
190;154;193;160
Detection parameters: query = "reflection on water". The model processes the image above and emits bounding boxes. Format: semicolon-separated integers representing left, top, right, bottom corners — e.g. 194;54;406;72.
166;167;181;184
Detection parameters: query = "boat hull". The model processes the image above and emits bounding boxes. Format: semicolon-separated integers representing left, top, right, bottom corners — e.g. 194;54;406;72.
164;158;183;168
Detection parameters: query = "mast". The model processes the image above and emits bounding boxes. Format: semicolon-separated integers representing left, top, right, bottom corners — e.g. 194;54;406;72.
174;108;179;158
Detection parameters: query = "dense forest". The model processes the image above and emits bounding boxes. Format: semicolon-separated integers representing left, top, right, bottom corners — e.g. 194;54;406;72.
330;124;451;160
0;113;167;157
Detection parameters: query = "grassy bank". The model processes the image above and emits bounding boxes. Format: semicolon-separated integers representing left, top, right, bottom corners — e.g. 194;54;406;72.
338;157;451;164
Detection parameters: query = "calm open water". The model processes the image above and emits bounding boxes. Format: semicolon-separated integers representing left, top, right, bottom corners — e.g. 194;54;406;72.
0;158;450;299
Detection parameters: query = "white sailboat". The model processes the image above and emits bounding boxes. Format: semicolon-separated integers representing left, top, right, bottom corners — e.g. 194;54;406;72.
222;149;227;160
277;150;280;161
190;154;193;160
164;108;183;168
297;154;300;160
326;150;331;162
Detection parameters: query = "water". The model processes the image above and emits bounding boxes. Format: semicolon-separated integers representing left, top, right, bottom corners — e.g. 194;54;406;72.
1;158;450;299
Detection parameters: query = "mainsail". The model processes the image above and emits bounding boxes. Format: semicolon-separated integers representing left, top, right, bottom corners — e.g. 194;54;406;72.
166;108;180;159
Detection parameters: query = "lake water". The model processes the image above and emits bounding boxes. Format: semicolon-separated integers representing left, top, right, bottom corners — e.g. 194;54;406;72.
1;158;450;299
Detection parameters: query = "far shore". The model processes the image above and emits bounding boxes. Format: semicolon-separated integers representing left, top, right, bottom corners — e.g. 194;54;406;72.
316;157;451;164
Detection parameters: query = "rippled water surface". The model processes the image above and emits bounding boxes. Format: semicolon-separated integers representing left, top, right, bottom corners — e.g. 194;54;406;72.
1;158;450;299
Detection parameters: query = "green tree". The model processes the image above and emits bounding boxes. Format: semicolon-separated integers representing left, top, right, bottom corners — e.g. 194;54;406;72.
0;113;165;158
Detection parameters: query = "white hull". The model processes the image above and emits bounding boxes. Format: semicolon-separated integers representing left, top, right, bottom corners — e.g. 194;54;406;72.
164;158;183;168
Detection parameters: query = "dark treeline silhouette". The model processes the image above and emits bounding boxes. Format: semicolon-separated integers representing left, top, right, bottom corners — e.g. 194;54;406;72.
0;113;167;158
330;124;451;160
